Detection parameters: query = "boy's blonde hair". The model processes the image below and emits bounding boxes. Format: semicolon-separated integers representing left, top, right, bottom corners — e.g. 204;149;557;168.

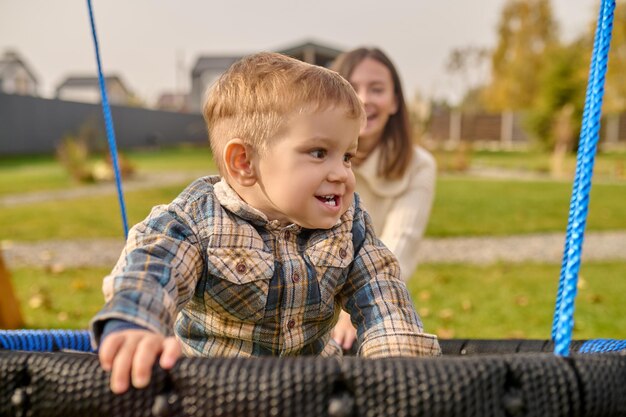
203;52;364;174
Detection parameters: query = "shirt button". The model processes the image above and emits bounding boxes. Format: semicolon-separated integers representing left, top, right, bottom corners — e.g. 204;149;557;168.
236;262;247;274
287;319;296;330
339;248;347;259
292;273;300;283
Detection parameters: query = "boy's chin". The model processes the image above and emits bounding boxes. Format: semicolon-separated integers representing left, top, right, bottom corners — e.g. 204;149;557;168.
295;217;340;230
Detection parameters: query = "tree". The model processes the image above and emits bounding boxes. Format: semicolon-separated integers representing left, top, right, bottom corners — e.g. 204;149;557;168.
526;40;589;148
445;46;490;111
483;0;558;111
528;1;626;148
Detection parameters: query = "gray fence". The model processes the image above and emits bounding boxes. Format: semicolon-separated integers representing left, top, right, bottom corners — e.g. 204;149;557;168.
0;93;207;155
427;109;626;149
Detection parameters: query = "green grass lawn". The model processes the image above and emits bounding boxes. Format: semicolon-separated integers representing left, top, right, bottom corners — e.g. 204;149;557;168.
0;146;626;241
435;148;626;181
2;185;187;240
0;155;76;196
11;266;111;329
427;176;626;236
408;261;626;340
0;145;216;197
124;144;216;172
11;261;626;339
3;175;626;241
4;147;624;341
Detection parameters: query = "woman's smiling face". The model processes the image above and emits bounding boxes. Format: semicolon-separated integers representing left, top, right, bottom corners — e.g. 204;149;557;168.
348;57;398;157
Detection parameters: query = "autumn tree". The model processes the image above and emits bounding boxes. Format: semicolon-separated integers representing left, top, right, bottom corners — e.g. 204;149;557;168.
445;46;490;111
483;0;559;111
526;39;589;153
526;1;626;152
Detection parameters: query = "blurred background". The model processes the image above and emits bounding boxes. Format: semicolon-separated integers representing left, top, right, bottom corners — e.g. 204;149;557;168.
1;0;625;341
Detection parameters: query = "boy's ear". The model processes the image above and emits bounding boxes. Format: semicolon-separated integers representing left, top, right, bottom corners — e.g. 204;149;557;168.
224;139;257;187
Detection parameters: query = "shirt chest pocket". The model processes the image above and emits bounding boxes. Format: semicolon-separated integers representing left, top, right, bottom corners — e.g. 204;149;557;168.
204;248;274;322
305;237;354;318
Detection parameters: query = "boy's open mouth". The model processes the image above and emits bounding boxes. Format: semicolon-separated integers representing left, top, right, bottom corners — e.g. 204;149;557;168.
316;195;339;207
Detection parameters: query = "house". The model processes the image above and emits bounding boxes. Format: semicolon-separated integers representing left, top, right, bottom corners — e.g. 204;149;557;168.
277;40;343;68
189;55;241;112
155;91;190;112
55;74;134;105
0;50;39;96
189;40;345;112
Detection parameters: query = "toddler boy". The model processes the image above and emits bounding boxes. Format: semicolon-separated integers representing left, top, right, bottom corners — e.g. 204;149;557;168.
90;52;440;394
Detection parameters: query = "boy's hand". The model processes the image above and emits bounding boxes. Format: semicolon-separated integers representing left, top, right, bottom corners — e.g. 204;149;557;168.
98;329;181;394
331;310;357;350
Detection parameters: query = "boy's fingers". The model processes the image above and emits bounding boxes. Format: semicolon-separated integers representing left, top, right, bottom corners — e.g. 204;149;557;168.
131;335;162;389
159;337;182;369
110;337;138;394
99;333;125;372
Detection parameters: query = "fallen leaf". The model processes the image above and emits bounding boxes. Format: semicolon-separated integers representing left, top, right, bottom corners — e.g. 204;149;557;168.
438;308;454;320
515;295;529;306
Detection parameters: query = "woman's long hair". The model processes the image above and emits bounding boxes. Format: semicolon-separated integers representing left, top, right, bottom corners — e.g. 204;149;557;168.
331;47;413;180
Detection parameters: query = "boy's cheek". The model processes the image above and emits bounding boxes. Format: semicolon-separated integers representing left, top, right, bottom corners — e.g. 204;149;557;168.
343;190;355;212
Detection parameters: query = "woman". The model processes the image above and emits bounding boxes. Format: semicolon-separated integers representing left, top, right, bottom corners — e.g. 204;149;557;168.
330;47;437;350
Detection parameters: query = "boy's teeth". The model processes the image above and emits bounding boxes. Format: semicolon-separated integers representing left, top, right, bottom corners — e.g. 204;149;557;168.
319;195;337;206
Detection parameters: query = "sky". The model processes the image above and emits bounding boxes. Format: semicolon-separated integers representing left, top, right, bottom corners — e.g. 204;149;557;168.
0;0;600;106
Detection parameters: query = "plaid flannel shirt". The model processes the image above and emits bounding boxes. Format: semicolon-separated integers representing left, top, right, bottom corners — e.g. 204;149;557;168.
90;176;440;358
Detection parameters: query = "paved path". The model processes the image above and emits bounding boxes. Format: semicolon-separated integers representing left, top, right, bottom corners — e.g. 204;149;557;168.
4;231;626;269
0;171;205;207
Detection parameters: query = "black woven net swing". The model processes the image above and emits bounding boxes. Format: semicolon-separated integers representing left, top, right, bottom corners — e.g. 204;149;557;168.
1;1;625;416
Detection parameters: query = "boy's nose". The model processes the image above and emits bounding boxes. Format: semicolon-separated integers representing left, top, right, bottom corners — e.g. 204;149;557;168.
328;162;350;182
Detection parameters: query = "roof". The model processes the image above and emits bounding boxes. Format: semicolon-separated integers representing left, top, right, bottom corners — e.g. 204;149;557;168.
0;50;39;83
56;74;131;94
191;56;243;77
276;39;344;59
190;40;346;77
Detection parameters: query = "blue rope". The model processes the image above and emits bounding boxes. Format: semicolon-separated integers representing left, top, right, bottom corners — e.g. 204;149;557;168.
0;330;93;352
86;0;129;238
552;0;615;356
579;338;626;353
551;0;604;342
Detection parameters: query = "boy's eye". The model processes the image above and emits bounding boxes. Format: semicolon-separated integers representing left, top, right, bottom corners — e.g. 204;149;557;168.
344;153;354;163
310;149;327;159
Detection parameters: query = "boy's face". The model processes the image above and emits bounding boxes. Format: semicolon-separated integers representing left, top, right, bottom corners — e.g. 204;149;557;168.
251;107;360;229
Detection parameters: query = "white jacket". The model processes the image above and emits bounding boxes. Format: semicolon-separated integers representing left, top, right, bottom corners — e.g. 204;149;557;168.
353;145;436;282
